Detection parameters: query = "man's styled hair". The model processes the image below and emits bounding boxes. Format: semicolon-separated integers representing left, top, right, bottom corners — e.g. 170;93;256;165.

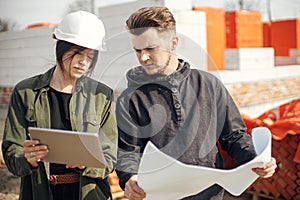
126;6;176;35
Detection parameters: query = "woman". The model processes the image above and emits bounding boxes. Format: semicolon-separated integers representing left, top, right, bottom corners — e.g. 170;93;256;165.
2;11;118;200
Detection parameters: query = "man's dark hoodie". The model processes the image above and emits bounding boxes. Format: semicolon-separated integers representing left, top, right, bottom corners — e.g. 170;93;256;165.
115;60;256;200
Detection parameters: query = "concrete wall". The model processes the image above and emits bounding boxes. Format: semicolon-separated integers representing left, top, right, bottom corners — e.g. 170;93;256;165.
0;27;56;86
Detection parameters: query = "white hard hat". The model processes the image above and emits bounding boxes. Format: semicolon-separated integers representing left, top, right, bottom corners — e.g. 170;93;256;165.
53;11;106;51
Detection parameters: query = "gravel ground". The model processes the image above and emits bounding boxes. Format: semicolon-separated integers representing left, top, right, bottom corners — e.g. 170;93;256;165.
0;119;20;200
0;165;20;200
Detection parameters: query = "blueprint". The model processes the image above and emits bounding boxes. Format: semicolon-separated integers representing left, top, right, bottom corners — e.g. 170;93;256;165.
137;127;272;200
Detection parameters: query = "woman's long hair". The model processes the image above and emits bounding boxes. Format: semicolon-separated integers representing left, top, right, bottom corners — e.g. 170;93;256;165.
55;40;99;77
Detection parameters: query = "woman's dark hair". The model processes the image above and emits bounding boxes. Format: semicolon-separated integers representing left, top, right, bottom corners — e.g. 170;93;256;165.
55;40;99;76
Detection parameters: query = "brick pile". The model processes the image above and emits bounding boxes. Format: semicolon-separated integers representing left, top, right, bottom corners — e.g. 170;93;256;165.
247;134;300;199
108;171;125;200
226;77;300;106
0;86;13;106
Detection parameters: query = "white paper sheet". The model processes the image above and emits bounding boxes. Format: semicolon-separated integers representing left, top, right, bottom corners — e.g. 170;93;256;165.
137;127;271;200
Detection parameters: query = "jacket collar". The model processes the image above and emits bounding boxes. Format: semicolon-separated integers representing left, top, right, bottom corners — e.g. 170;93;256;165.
33;66;88;97
126;59;191;88
33;66;55;91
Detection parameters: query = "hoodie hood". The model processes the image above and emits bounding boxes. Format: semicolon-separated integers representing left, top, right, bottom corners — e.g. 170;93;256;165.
126;59;191;88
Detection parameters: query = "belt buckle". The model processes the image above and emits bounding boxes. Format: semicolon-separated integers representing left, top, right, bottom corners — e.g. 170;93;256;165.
50;175;58;186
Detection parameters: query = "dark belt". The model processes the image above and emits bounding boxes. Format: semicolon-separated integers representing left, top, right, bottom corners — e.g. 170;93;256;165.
49;172;80;185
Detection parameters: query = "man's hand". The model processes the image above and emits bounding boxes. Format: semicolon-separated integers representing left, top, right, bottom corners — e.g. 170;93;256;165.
124;175;146;200
252;157;277;178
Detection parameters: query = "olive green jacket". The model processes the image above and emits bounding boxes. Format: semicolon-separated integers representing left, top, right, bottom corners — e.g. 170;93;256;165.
2;66;118;200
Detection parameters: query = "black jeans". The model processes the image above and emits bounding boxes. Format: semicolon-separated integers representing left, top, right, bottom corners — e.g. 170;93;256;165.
50;182;80;200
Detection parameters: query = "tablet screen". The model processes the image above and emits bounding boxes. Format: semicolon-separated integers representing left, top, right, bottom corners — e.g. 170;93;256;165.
28;127;107;168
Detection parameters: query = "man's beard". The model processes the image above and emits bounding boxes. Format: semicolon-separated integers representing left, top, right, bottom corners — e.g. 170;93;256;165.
157;53;172;75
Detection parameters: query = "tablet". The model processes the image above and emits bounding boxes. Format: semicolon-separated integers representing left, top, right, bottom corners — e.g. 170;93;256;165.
28;127;107;168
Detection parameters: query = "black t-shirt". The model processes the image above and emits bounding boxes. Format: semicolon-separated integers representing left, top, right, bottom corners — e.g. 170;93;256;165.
48;87;75;174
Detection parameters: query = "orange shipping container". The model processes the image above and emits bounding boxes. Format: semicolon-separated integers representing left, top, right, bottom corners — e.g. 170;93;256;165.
225;10;263;48
271;19;300;56
193;7;226;71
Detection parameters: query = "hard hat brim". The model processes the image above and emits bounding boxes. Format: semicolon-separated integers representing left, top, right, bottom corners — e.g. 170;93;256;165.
53;31;106;51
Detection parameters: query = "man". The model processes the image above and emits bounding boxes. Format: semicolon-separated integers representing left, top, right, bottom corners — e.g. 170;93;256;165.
116;6;277;200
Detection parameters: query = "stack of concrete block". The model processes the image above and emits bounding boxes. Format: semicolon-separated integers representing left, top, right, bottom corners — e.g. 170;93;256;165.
275;49;300;66
174;10;207;71
0;27;56;86
224;48;274;71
